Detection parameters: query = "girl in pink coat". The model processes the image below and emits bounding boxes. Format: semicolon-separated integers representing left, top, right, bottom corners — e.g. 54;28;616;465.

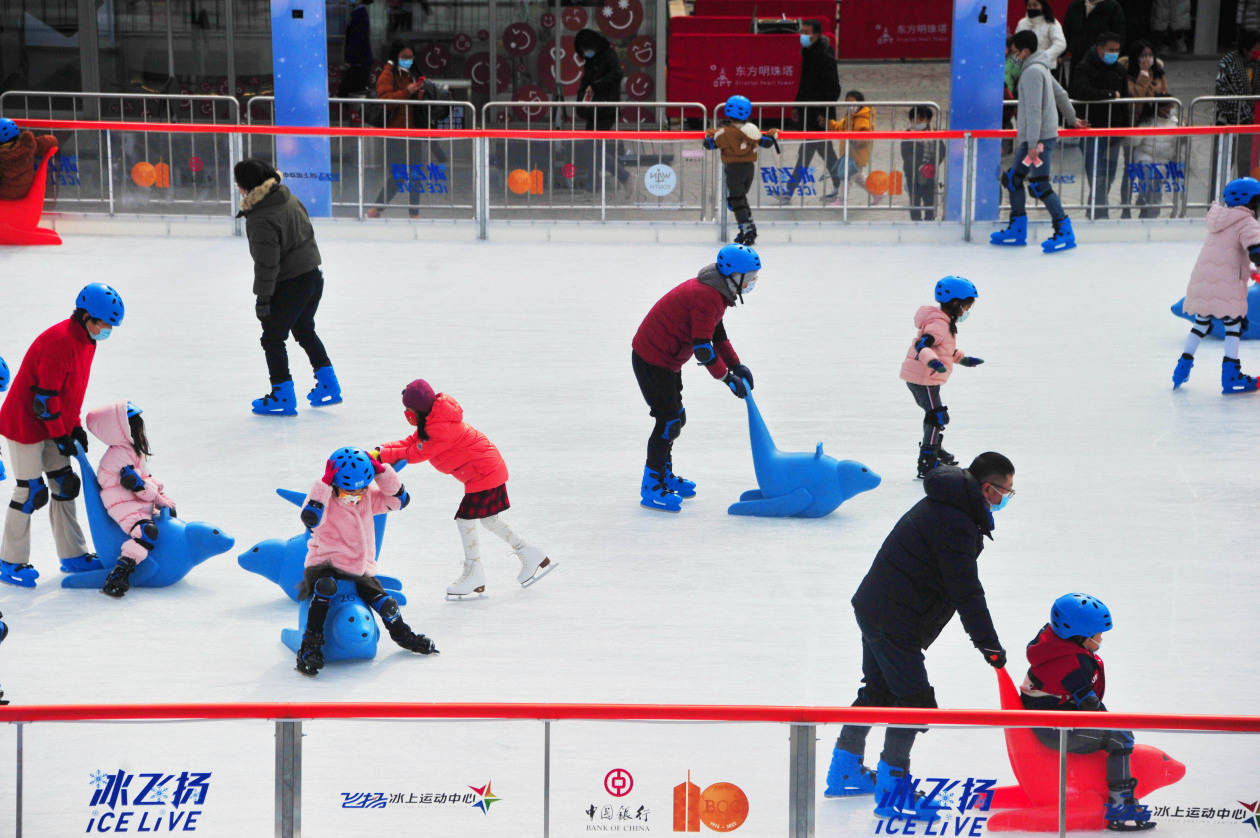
376;379;554;600
294;446;437;676
899;277;984;479
1171;178;1260;394
85;401;175;598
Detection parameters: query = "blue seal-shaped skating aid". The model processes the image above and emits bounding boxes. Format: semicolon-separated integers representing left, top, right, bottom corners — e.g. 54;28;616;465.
1171;284;1260;339
728;390;881;518
280;579;383;662
61;447;235;589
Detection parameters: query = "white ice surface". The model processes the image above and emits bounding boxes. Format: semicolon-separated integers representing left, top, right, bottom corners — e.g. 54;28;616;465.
0;234;1256;836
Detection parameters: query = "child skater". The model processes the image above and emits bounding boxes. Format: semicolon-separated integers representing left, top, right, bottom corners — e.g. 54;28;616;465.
376;380;554;599
295;446;437;676
704;94;779;245
900;276;984;479
85;401;176;598
1171;177;1260;394
1021;593;1155;831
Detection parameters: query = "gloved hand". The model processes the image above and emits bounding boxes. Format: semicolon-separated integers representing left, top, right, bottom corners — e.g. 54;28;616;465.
914;334;935;356
722;370;748;399
120;465;147;492
255;297;271;322
52;435;77;457
703;135;717;150
1078;693;1102;711
926;359;947;374
370;455;386;475
300;499;325;529
980;646;1007;669
958;356;984;367
72;425;88;453
321;459;338;486
730;364;754;390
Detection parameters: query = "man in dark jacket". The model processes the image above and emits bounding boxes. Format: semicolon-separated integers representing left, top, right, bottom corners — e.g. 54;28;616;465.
781;20;842;202
822;453;1014;819
337;0;374;98
1062;0;1126;64
234;159;340;416
575;29;623;131
1071;31;1126;218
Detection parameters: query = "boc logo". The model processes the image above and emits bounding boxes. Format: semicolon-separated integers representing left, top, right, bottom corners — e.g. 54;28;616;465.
605;768;634;797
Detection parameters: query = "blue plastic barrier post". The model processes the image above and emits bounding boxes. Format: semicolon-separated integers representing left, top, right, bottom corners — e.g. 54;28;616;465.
271;0;332;216
946;0;1007;222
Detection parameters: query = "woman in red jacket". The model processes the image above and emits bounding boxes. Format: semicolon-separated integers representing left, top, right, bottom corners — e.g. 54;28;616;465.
376;379;554;599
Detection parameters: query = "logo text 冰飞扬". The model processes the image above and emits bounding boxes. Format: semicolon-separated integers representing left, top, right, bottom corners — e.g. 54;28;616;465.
86;769;211;833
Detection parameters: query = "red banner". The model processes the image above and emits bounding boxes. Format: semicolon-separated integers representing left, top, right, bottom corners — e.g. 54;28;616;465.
691;0;835;42
837;0;951;60
669;16;755;35
665;33;800;114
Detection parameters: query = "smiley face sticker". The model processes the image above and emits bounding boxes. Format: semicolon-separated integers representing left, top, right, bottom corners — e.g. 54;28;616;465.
596;0;644;39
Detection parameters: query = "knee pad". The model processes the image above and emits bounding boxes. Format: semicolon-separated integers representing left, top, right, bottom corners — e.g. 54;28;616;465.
371;594;400;622
924;406;949;429
312;576;338;599
1000;168;1025;194
130;519;158;551
1223;316;1244;337
10;478;49;514
1191;316;1214;337
1028;177;1054;200
46;466;81;501
659;413;684;442
896;687;938;709
1108;730;1135;754
853;684;897;708
678;407;686;429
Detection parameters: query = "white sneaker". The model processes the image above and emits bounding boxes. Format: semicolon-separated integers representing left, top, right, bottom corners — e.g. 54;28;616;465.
515;545;555;587
446;559;486;600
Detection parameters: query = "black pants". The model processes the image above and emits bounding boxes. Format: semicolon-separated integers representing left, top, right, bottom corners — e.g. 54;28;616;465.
908;180;936;221
1032;726;1135;787
906;383;944;450
261;268;332;385
786;141;840;197
632;351;684;473
724;162;755;225
336;65;371;98
298;563;388;603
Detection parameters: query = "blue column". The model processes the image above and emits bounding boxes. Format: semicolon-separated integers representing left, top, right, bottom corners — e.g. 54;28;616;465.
946;0;1007;222
271;0;332;216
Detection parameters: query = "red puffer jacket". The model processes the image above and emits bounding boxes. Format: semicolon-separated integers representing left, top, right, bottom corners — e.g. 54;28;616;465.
377;393;509;493
632;276;740;378
1018;622;1107;710
0;318;97;444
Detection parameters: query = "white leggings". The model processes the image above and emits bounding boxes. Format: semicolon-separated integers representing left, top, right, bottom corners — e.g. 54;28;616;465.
457;514;525;562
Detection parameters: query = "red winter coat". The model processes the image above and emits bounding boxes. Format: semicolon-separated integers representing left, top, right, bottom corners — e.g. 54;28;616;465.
1019;622;1107;711
0;318;97;444
377;393;509;493
632;275;740;379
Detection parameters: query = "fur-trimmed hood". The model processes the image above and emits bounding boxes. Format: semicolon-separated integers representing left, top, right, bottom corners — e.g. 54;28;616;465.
238;177;283;214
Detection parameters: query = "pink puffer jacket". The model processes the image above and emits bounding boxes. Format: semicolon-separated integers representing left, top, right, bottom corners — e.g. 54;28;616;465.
85;402;175;527
900;306;964;385
303;466;404;576
1183;202;1260;318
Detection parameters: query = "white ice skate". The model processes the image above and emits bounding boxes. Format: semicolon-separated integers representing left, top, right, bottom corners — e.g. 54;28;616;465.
515;545;555;588
446;558;487;600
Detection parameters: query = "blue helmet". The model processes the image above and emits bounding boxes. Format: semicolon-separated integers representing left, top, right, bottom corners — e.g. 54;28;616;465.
1223;177;1260;207
126;401;142;418
1050;593;1113;640
725;95;752;121
329;446;376;491
0;118;17;145
76;284;125;326
716;243;761;277
0;356;9;392
934;275;978;304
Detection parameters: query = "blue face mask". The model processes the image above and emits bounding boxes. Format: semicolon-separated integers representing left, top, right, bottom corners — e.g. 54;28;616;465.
956;310;970;322
93;327;112;341
1102;51;1119;64
800;34;812;47
583;49;595;58
398;58;414;70
992;492;1011;511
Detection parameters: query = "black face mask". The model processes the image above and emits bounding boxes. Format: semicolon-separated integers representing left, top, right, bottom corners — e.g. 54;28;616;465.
1026;7;1042;16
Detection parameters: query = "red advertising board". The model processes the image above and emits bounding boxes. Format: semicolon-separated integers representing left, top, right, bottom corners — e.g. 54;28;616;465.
836;0;951;60
669;15;755;35
665;33;800;114
692;0;835;42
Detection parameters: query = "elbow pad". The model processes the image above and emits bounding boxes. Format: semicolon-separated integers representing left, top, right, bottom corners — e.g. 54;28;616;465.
32;388;61;421
119;465;146;492
692;340;717;366
300;500;325;530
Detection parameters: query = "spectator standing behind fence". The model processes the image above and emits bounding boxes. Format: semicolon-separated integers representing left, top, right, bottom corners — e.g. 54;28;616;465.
1214;31;1260;190
1149;0;1190;55
575;29;623;131
337;0;374;98
1015;0;1067;79
1062;0;1126;67
780;19;841;203
901;106;944;221
824;92;873;206
1129;100;1178;218
1071;32;1127;219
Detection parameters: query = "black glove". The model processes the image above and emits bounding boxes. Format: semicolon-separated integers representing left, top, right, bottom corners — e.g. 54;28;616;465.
958;356;984;367
52;435;77;457
71;425;88;453
913;334;935;356
722;370;748;399
730;364;754;390
255;297;271;322
1078;693;1101;711
980;646;1007;669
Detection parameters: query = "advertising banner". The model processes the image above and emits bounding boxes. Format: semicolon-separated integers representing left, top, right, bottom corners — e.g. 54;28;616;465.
665;34;800;115
837;0;951;60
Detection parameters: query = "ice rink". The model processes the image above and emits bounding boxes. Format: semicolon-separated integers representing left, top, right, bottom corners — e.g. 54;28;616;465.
0;231;1257;836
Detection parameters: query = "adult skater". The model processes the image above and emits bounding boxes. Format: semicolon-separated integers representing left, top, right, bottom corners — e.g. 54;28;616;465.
0;284;125;587
823;452;1014;819
234;158;341;416
991;29;1088;253
631;244;760;512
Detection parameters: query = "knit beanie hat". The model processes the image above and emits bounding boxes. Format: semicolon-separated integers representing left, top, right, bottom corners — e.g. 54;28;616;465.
233;158;280;190
402;379;436;413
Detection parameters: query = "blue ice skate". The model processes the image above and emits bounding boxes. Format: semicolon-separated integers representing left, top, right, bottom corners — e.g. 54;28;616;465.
664;461;696;498
252;380;298;416
281;579;384;664
824;747;877;797
1042;216;1076;253
874;761;942;822
640;466;682;512
307;366;342;407
0;560;38;588
1221;358;1258;394
59;553;104;573
989;214;1027;246
1172;355;1194;389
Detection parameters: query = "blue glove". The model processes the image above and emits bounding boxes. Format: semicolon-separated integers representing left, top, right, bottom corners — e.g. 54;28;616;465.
913;334;935;356
926;359;947;374
722;371;748;399
300;500;325;530
730;364;754;390
703;136;717;150
1077;693;1102;711
958;356;984;367
119;465;146;492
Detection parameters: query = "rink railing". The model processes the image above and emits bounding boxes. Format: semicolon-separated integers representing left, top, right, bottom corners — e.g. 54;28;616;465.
1;701;1256;838
9;116;1260;240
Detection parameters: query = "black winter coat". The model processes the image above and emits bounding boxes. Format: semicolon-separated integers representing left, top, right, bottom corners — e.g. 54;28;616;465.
851;466;1001;651
238;180;322;299
1061;0;1126;64
1070;49;1128;127
794;37;841;129
576;31;623;130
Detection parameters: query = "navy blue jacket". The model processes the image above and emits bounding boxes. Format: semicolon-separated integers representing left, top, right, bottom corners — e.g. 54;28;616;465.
851;466;1001;651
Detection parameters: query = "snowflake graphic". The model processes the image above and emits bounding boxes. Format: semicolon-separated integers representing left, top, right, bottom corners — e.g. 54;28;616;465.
936;791;958;811
153;785;170;803
618;0;629;8
90;770;110;789
602;5;612;17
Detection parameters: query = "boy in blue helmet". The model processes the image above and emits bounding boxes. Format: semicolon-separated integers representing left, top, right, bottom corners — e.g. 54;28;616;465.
1020;593;1155;831
631;244;760;511
0;284;124;587
1172;176;1260;394
0;117;57;201
705;95;779;245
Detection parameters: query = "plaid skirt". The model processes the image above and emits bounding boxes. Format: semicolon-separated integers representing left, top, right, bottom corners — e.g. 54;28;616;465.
455;483;510;520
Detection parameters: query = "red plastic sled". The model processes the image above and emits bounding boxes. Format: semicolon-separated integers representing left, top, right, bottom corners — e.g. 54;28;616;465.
0;147;62;246
985;668;1185;831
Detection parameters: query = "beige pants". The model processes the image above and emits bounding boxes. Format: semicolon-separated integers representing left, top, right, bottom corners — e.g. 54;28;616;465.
2;439;88;564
